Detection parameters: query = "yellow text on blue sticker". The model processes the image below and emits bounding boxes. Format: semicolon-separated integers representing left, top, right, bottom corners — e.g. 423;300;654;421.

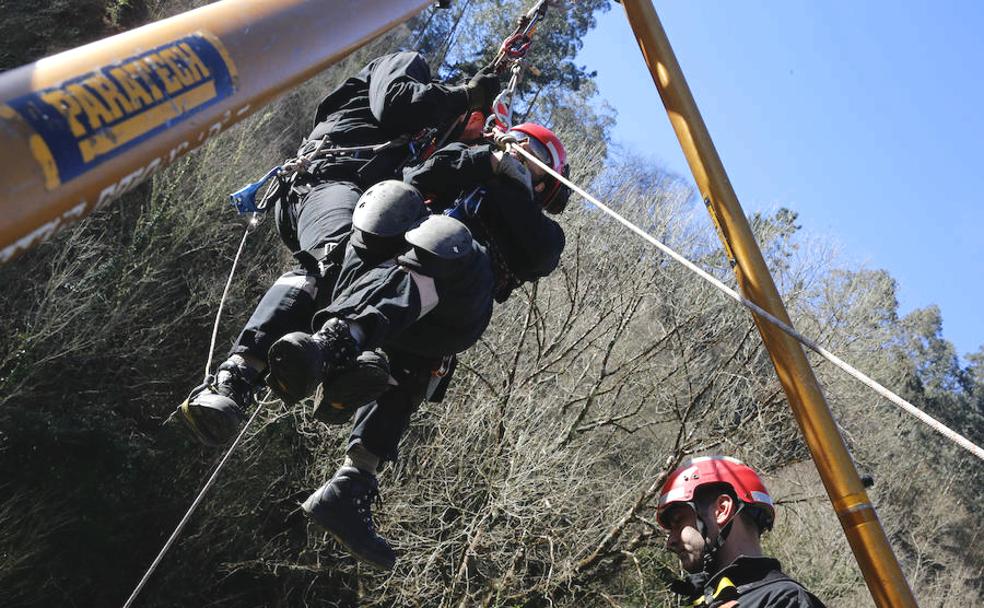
7;33;238;188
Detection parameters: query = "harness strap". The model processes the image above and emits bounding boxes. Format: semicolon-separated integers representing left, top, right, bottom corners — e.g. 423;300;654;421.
690;576;738;606
444;188;522;302
293;234;349;278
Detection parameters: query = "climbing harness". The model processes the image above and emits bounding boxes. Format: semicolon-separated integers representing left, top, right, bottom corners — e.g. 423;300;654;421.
228;134;420;215
510;143;984;463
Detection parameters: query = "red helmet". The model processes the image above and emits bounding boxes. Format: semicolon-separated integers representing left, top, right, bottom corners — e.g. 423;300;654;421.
656;456;775;530
507;122;572;214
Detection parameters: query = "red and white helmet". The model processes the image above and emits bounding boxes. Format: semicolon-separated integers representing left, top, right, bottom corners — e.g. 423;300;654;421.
656;456;775;530
506;122;572;214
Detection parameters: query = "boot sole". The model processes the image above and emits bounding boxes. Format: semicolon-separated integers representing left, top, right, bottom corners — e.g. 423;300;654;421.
176;400;223;447
313;363;392;425
268;335;323;403
176;393;246;447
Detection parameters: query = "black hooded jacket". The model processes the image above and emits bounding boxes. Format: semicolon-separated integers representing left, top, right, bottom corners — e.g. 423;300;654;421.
303;51;470;184
403;142;565;297
275;52;472;251
674;556;826;608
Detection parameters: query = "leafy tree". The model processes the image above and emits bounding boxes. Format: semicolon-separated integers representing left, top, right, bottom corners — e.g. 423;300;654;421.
2;1;982;606
410;0;616;147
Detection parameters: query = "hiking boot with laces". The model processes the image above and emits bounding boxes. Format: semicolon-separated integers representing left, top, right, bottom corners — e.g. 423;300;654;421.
267;318;359;403
313;349;392;425
177;359;259;447
302;466;396;571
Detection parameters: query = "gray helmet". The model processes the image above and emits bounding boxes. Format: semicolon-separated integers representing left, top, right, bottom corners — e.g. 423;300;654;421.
404;215;473;260
352;180;427;250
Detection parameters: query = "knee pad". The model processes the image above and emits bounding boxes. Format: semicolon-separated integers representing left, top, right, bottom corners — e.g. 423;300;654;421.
273;269;321;301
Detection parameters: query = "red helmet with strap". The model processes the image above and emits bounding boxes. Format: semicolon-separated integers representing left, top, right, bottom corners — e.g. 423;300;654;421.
506;122;572;214
656;456;775;530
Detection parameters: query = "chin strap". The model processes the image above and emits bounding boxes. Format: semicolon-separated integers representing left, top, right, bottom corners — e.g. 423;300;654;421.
670;501;748;603
701;500;746;573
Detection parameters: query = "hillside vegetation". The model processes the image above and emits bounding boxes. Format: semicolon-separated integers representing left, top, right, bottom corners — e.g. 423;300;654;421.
0;1;981;607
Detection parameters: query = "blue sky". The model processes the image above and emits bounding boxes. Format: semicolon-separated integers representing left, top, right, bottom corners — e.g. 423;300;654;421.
576;1;983;360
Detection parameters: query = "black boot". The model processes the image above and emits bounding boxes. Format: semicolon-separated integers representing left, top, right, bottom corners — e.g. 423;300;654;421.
313;349;392;425
267;318;359;403
177;359;259;447
302;466;396;571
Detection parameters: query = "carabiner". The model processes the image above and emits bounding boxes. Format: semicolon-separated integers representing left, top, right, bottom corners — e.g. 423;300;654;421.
502;33;533;60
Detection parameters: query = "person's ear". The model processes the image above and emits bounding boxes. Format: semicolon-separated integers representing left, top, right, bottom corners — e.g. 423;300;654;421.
714;494;736;527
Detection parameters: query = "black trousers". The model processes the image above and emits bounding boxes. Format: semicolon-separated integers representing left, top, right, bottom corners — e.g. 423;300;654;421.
227;178;435;464
348;350;440;462
228;177;468;465
230;180;363;360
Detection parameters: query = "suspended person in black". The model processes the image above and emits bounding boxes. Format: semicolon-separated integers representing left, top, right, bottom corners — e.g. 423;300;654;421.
657;456;827;607
264;123;571;570
175;51;500;446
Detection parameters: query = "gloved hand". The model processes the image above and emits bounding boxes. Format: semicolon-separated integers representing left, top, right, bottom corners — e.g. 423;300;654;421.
465;66;502;112
489;128;520;151
492;150;533;196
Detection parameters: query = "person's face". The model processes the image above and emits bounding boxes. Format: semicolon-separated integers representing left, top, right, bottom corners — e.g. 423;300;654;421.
663;504;707;573
506;136;550;194
513;141;547;182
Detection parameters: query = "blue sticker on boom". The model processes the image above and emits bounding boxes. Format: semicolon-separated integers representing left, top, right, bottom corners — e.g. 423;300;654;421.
7;33;237;188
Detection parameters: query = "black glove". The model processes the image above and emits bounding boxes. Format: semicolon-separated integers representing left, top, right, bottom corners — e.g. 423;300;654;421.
465;66;501;112
493;150;533;197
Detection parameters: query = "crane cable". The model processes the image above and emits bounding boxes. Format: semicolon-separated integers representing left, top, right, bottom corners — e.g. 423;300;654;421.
510;143;984;463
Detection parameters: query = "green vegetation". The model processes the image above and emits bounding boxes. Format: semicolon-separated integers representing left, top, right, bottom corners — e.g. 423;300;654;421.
0;1;981;607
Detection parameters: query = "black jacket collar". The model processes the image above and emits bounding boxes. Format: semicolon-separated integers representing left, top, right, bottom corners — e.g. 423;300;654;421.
671;555;786;604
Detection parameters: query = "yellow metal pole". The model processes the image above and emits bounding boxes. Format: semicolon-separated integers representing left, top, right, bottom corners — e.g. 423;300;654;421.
0;0;432;264
618;2;918;606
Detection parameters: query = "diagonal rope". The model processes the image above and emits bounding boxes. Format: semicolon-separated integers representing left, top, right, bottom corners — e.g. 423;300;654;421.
125;214;266;608
513;144;984;463
124;392;272;608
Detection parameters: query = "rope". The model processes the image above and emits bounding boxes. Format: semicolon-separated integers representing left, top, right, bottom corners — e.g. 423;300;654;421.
203;214;260;381
125;212;269;608
485;0;566;130
511;144;984;463
122;391;272;608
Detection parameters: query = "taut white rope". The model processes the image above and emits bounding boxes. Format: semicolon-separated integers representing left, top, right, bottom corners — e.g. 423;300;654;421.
513;144;984;463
